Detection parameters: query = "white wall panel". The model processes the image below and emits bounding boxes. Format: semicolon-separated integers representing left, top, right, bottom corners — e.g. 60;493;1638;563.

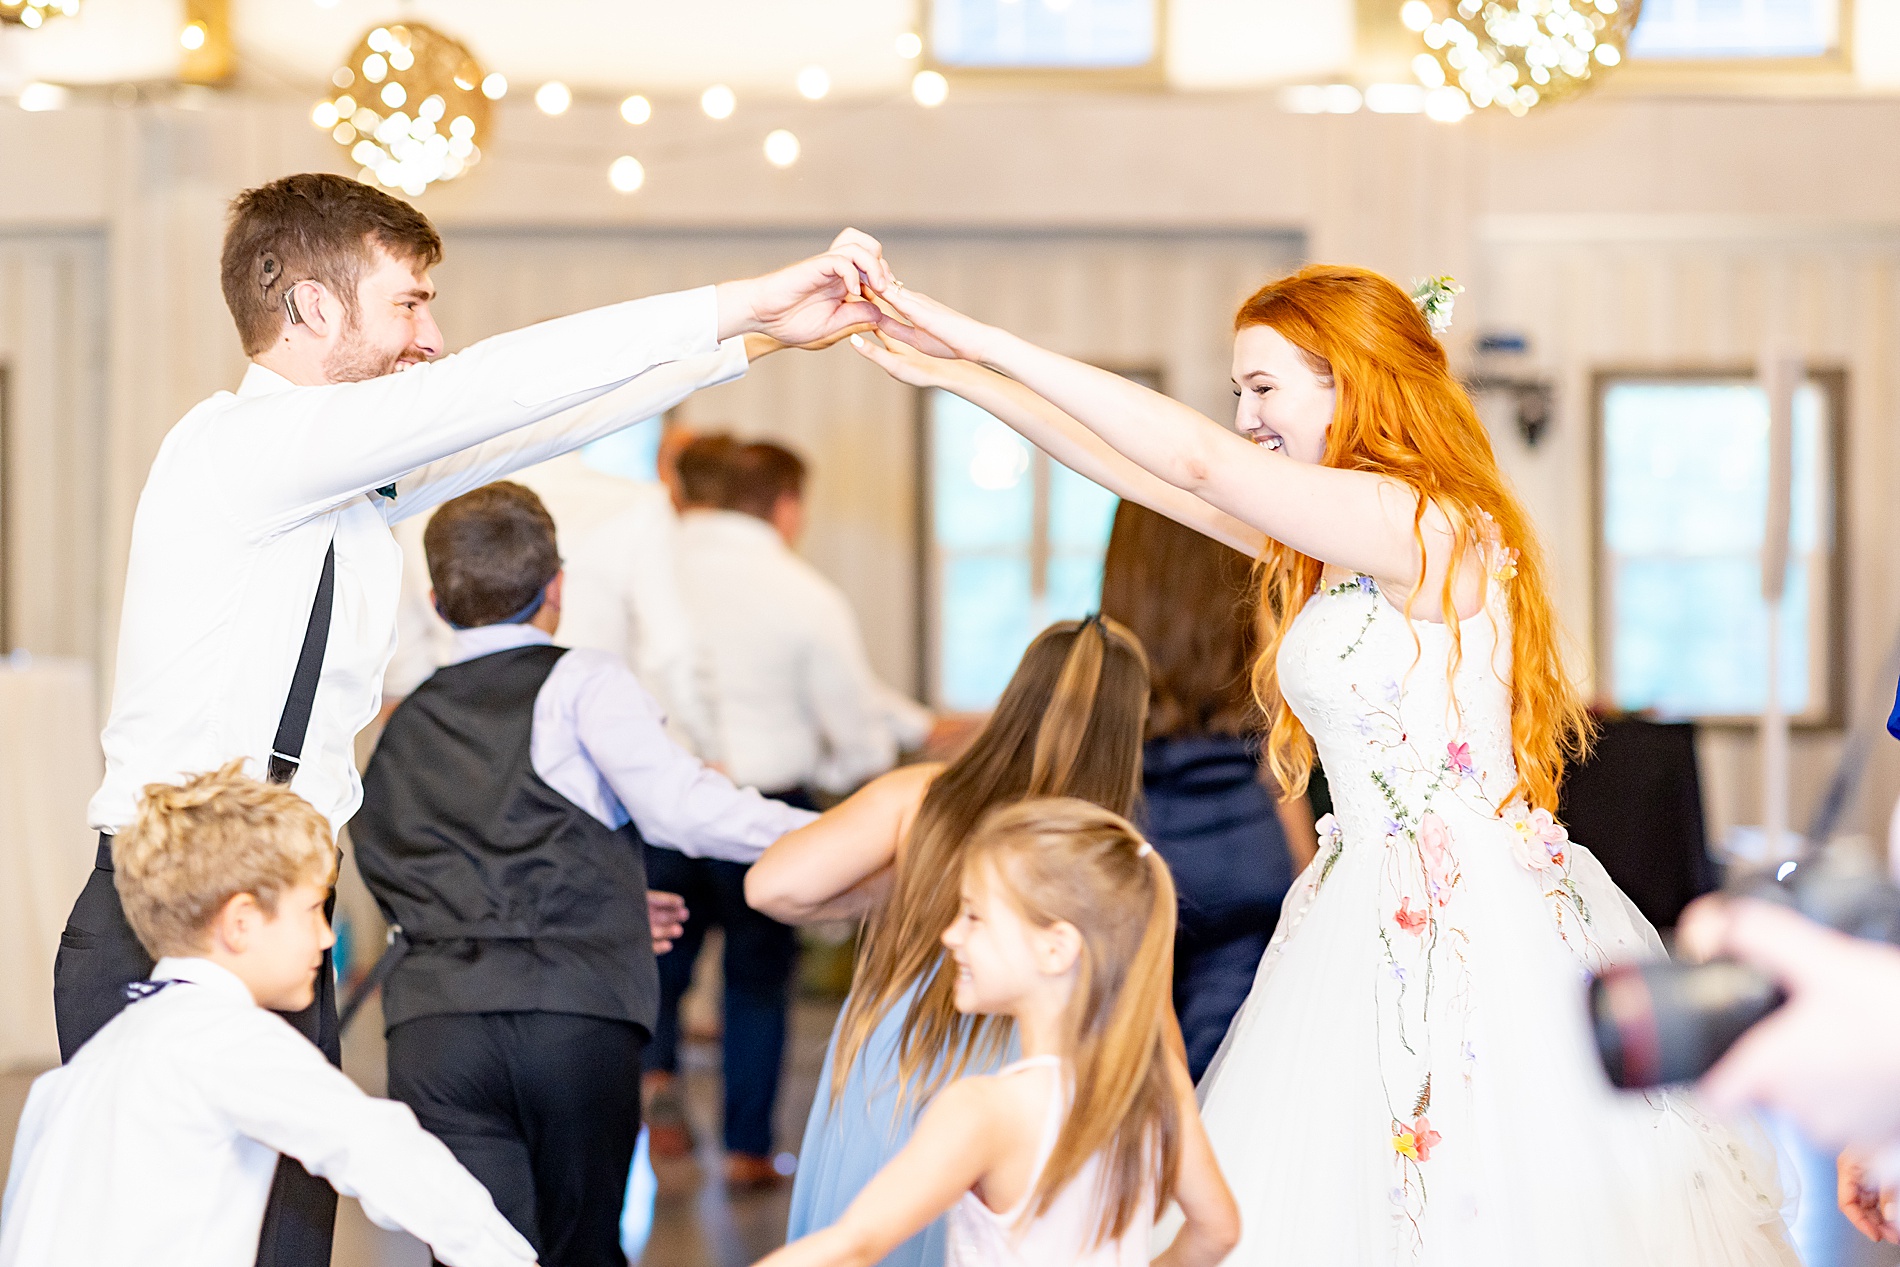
0;232;107;664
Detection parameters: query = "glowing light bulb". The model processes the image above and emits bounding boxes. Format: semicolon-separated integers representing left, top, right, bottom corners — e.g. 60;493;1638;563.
1400;1;1433;32
701;84;736;119
911;70;948;107
481;73;508;100
535;81;571;115
796;67;830;100
895;32;923;59
764;129;800;167
609;155;645;193
179;21;207;50
620;94;651;125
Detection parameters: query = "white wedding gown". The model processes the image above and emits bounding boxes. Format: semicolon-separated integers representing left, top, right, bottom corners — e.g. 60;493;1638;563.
1180;569;1798;1265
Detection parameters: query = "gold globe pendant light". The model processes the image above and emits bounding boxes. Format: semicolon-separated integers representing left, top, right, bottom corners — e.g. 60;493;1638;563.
1409;0;1642;117
1;0;79;29
316;22;492;196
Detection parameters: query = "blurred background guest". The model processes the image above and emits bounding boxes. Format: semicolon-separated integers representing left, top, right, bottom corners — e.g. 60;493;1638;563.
1099;501;1310;1082
647;435;931;1189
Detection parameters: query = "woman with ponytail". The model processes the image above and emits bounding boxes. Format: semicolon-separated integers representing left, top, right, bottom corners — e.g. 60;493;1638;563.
850;269;1796;1263
754;799;1238;1267
748;618;1152;1266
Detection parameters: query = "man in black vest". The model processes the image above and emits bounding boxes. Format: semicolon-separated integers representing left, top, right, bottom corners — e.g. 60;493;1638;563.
349;482;816;1266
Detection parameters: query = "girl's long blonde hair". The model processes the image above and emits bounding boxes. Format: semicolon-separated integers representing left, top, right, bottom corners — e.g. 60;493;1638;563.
830;617;1151;1107
964;798;1181;1249
1237;266;1590;810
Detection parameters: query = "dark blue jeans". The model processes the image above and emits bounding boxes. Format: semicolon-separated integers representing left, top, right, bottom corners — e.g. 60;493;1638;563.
643;802;807;1158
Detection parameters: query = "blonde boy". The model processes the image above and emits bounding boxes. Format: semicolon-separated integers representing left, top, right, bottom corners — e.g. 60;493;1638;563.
0;763;538;1267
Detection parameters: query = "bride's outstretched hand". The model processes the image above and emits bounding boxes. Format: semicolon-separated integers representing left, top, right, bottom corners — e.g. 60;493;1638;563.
873;284;1005;364
848;329;971;389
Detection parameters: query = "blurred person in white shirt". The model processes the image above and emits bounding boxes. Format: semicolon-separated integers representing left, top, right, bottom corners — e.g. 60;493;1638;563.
1;764;536;1267
644;435;929;1187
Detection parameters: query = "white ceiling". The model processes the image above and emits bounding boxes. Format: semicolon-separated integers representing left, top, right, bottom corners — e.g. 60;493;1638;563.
0;0;1356;96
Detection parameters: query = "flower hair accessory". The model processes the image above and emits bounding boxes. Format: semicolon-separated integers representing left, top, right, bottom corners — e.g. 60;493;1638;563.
1410;276;1464;337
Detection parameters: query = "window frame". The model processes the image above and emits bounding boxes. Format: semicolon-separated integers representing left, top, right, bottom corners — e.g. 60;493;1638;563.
1616;0;1854;86
1588;364;1849;731
915;366;1162;710
923;0;1169;89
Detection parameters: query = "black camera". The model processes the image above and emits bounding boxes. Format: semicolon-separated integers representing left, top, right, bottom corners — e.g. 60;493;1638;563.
1591;856;1900;1089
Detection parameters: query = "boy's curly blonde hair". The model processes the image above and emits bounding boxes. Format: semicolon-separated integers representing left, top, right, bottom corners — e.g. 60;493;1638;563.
113;760;336;958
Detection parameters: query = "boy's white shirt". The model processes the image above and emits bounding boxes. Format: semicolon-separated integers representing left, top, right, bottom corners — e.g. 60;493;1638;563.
89;286;748;837
0;957;535;1267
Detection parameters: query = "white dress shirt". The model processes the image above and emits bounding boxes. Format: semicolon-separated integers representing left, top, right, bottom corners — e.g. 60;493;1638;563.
0;958;535;1267
443;622;814;856
675;510;919;795
90;286;748;835
387;452;710;751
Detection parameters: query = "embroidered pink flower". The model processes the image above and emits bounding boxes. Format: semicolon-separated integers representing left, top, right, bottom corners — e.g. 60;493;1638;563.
1394;897;1429;936
1392;1115;1442;1162
1417;812;1459;907
1446;741;1473;776
1502;803;1570;873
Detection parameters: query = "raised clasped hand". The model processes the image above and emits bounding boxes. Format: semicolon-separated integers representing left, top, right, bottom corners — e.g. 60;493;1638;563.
728;228;895;349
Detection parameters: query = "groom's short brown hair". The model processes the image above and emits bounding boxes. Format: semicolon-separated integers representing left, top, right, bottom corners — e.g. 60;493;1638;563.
220;173;443;356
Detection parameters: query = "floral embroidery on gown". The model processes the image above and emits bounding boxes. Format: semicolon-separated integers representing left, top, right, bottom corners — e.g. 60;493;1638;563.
1162;562;1797;1265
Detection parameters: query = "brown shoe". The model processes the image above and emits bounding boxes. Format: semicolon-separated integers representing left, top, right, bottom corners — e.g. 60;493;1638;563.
648;1120;694;1159
724;1152;785;1190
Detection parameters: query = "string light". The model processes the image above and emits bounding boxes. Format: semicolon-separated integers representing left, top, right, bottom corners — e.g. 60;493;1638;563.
1408;0;1641;118
534;81;571;115
317;22;491;196
179;20;207;50
17;82;69;110
1;0;78;28
796;67;830;100
764;129;800;168
620;94;651;125
701;84;736;119
608;155;645;193
911;70;949;107
895;31;923;59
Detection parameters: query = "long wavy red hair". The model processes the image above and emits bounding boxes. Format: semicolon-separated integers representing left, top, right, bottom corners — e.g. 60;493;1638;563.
1238;265;1589;812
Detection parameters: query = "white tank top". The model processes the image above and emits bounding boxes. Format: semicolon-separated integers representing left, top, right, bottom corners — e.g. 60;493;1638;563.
944;1056;1153;1267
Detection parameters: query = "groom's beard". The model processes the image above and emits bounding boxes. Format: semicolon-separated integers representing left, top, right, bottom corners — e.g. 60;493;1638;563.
323;318;408;384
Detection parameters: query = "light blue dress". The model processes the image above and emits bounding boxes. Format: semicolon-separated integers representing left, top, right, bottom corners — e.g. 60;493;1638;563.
787;980;1011;1266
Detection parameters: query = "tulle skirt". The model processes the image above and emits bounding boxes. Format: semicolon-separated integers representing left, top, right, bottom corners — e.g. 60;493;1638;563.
1164;813;1798;1266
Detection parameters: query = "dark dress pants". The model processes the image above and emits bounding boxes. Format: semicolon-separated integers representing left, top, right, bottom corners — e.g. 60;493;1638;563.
386;1012;646;1267
54;835;342;1267
642;791;809;1159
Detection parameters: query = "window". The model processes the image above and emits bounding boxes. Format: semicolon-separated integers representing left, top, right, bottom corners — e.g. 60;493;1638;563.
923;381;1143;710
1628;0;1841;59
928;0;1161;71
579;417;663;482
1594;371;1843;724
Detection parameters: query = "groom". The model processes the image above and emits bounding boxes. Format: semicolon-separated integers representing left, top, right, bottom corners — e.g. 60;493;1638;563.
54;171;892;1267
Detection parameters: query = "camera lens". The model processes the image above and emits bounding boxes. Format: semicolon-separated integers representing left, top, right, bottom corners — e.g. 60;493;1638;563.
1591;960;1785;1089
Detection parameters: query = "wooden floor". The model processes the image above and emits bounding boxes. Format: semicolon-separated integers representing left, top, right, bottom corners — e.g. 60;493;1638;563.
6;988;1900;1266
330;993;842;1267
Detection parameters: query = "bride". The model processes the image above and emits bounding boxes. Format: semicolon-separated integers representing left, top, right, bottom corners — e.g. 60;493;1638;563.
849;266;1797;1264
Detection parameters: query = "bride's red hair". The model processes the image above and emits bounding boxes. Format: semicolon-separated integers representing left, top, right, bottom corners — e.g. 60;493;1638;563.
1238;265;1589;812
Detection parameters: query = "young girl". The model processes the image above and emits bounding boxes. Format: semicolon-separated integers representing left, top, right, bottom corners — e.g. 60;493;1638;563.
754;798;1238;1267
852;269;1797;1263
747;618;1150;1266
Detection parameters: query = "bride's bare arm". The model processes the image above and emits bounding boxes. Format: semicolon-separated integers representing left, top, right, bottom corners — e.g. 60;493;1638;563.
744;763;939;924
852;333;1264;558
874;288;1455;596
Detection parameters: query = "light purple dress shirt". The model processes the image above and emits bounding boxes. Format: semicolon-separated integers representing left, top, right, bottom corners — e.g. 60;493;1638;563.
446;623;816;861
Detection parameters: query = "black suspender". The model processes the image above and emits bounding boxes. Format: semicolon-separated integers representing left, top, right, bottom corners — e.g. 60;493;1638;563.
266;540;337;786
